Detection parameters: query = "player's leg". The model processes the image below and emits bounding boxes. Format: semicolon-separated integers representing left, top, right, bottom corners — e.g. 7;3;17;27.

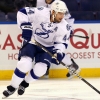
17;47;53;95
2;42;36;98
35;53;50;79
34;53;50;79
2;56;33;98
18;62;48;95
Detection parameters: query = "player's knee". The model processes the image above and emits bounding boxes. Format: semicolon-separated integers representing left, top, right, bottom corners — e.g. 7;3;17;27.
33;62;47;77
17;56;32;73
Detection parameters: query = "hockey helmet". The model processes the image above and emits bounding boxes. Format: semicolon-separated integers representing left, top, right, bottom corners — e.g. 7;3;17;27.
51;0;68;14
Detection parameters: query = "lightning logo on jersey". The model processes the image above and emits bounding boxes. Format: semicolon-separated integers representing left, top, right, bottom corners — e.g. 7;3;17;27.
35;22;57;39
17;7;71;48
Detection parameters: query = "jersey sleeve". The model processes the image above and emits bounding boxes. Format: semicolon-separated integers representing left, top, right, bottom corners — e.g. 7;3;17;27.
54;22;71;53
64;13;75;30
17;7;36;28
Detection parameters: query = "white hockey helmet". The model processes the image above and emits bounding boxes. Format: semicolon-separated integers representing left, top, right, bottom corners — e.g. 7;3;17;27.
50;0;68;14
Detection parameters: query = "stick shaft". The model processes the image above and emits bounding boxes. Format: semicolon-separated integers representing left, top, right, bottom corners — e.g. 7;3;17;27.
75;74;100;94
72;34;89;39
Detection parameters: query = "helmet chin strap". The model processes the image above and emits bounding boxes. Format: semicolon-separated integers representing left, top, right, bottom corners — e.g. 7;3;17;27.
52;12;58;22
52;14;55;22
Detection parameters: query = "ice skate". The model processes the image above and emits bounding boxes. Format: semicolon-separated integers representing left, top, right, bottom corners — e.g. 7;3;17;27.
2;85;16;99
17;80;29;96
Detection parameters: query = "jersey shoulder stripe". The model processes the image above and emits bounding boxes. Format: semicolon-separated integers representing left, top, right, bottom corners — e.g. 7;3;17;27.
19;8;27;15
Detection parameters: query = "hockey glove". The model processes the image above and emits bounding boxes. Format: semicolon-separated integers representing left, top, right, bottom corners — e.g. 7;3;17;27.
52;49;64;64
21;22;33;41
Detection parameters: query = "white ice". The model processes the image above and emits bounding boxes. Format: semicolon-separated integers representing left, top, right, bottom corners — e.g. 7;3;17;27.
0;78;100;100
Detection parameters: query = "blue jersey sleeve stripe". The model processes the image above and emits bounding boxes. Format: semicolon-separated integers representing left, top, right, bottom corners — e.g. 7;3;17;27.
19;8;27;15
63;43;68;49
21;22;31;26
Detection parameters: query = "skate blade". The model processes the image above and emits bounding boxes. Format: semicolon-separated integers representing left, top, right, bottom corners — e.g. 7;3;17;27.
67;68;81;80
17;93;19;97
2;96;7;99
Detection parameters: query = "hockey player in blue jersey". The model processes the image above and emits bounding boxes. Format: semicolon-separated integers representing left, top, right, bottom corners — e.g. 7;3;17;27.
2;0;79;98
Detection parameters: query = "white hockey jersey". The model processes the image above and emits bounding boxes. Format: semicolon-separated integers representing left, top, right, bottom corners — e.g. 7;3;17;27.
17;7;71;53
36;0;75;29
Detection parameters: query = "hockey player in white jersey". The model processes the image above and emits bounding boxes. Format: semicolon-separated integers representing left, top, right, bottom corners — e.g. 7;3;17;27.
2;0;79;98
36;0;76;78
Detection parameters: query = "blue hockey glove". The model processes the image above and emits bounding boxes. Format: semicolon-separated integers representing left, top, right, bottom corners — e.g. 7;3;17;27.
21;22;33;41
52;49;64;64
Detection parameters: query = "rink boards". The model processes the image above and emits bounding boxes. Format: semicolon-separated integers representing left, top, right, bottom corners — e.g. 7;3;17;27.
0;22;100;79
0;68;100;80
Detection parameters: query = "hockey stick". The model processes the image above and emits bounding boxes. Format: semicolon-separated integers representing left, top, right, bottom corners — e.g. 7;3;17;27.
71;29;92;39
31;39;100;94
